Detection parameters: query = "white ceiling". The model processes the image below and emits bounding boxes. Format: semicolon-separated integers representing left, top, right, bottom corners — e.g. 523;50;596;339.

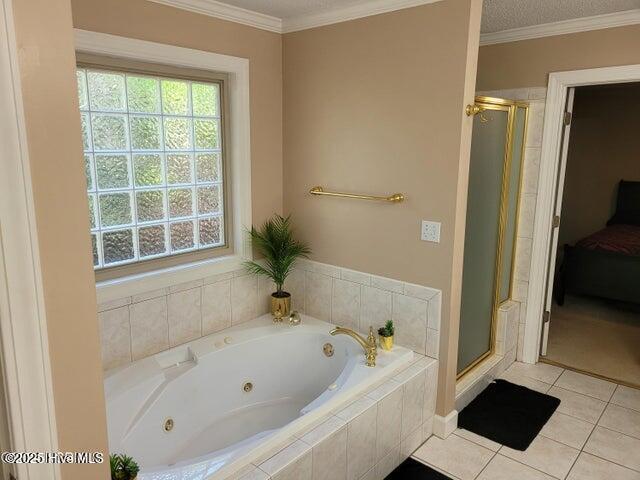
214;0;640;32
481;0;640;33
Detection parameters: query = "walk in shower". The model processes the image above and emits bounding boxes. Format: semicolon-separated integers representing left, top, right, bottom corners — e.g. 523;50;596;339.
457;97;528;377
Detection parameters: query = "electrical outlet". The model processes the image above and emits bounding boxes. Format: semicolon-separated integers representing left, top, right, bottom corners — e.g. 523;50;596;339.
421;220;441;243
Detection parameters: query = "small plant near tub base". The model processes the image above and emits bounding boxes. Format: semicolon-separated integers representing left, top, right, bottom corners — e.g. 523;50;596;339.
244;214;311;320
110;453;140;480
378;320;394;351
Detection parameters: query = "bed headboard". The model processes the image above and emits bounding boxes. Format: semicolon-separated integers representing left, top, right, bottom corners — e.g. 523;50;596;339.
608;180;640;226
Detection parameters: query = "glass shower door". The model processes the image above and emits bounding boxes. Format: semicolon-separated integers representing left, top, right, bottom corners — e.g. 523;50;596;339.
457;105;510;375
457;98;528;377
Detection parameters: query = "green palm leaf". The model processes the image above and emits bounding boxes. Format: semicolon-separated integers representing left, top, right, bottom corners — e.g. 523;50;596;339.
244;214;311;293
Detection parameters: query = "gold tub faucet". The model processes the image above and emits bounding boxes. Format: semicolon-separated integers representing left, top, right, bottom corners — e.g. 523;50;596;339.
330;326;378;367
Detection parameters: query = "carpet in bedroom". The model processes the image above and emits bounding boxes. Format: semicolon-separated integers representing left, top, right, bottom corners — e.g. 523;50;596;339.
546;294;640;386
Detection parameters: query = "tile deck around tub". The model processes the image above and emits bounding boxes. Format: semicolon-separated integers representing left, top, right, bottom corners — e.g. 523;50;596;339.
412;362;640;480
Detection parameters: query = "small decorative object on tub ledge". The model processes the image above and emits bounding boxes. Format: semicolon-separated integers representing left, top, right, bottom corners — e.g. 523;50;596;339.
330;326;378;367
110;453;139;480
288;311;301;326
378;320;394;351
244;214;311;321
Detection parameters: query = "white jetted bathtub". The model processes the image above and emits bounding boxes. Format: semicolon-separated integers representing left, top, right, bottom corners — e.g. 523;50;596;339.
104;314;413;480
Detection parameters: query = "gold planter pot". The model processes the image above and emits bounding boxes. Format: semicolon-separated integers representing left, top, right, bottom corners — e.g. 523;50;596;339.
271;292;291;321
379;335;393;351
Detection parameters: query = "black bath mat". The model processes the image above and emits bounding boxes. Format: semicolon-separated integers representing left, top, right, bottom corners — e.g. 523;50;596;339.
386;458;452;479
458;379;560;451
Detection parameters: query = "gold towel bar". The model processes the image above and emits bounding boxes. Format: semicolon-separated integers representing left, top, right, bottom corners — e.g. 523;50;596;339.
309;186;404;203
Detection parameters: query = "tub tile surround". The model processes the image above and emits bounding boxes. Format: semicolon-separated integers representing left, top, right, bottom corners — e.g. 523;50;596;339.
168;287;202;347
226;356;438;480
129;296;169;361
98;263;442;479
202;280;232;335
98;259;442;370
478;87;548;362
294;259;442;355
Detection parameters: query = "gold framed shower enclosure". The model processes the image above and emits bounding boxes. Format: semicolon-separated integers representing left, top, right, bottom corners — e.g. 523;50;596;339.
457;96;529;379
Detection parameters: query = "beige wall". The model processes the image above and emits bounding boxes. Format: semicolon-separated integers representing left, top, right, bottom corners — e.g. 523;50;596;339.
477;24;640;90
14;0;483;456
71;0;284;225
283;0;482;415
559;83;640;247
12;0;110;477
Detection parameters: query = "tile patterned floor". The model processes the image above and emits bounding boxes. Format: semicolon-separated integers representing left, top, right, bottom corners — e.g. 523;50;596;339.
412;362;640;480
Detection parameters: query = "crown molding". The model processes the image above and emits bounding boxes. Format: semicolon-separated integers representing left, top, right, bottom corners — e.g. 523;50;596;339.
146;0;640;38
148;0;443;34
480;9;640;46
148;0;283;33
281;0;443;33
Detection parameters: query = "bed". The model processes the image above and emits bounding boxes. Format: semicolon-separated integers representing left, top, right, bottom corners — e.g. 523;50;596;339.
557;180;640;305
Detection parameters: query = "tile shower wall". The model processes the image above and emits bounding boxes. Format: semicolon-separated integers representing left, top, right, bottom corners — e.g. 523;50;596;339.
98;260;442;370
478;87;547;362
225;356;438;480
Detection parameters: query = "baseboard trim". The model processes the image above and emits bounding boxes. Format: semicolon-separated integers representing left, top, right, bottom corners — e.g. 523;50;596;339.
433;410;458;438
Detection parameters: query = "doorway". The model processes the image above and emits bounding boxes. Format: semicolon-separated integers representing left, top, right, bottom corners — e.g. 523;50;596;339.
541;83;640;386
522;64;640;388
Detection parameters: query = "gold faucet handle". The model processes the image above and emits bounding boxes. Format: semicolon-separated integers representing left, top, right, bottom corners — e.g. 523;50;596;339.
367;326;376;347
366;326;377;367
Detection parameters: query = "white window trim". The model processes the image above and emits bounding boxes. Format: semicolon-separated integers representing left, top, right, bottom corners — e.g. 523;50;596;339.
74;30;253;304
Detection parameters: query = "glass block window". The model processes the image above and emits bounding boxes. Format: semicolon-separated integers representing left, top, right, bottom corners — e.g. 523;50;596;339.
78;67;225;269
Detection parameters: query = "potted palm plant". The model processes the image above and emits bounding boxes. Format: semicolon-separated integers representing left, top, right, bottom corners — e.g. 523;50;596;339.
110;453;139;480
245;214;311;321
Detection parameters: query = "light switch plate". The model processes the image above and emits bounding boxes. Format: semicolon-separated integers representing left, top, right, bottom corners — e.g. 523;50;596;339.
421;220;441;243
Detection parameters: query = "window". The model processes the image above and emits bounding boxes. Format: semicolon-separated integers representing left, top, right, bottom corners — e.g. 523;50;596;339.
77;65;227;270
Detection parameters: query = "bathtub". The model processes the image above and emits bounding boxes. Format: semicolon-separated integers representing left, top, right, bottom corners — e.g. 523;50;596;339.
104;314;413;480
